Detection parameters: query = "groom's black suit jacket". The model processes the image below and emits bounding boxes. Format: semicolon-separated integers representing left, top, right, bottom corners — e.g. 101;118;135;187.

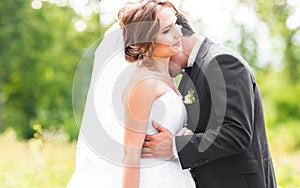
176;38;277;188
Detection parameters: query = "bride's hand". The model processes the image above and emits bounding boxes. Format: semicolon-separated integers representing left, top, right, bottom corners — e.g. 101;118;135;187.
176;127;193;136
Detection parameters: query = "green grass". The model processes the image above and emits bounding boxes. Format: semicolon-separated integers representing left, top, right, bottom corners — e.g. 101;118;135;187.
267;123;300;188
0;129;76;188
0;128;300;188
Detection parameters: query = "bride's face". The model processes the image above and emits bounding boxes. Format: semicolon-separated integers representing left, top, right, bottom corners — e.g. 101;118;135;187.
151;6;183;58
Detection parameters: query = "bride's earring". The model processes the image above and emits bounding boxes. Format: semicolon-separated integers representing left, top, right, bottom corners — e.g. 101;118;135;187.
137;53;144;67
137;60;143;67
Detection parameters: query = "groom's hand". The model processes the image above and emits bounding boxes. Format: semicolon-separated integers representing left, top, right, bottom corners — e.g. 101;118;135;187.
141;121;174;158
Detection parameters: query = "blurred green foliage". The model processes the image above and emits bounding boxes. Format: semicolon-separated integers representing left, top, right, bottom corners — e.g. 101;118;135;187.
0;0;105;140
238;1;300;187
0;0;298;144
0;0;299;187
0;0;298;142
239;0;300;139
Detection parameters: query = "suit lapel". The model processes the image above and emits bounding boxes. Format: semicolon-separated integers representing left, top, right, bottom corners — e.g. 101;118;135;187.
191;37;214;83
178;37;214;132
179;37;210;94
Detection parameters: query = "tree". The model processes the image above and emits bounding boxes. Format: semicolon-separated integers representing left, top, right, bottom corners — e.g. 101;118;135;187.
0;0;103;140
241;0;300;82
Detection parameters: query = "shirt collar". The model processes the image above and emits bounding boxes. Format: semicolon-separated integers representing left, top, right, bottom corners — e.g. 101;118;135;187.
187;35;206;68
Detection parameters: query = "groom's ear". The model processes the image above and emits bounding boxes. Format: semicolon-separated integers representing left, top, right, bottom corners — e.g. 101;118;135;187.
176;13;195;37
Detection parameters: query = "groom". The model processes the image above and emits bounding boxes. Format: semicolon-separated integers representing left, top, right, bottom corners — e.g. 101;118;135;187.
142;13;277;188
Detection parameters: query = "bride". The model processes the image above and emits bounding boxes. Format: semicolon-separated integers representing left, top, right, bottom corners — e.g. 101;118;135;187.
67;0;195;187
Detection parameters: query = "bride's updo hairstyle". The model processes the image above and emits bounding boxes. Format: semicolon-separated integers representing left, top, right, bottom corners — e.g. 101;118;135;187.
118;0;178;64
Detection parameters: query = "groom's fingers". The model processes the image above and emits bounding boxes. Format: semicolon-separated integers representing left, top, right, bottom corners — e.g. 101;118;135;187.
143;140;155;147
144;134;156;142
152;120;161;128
141;153;154;158
152;121;167;132
141;147;151;154
143;134;161;146
141;147;154;158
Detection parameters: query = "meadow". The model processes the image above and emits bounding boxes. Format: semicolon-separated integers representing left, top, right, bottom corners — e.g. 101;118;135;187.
0;130;76;188
1;128;300;188
1;1;300;187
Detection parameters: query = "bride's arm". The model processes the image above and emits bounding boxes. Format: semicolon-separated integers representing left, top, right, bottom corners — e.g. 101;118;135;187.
123;80;157;188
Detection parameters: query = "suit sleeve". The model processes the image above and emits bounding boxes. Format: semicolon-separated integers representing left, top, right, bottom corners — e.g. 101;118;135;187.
176;54;255;169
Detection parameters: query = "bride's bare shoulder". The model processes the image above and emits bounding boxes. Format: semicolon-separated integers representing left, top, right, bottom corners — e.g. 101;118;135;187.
124;77;158;100
121;69;172;120
122;68;171;102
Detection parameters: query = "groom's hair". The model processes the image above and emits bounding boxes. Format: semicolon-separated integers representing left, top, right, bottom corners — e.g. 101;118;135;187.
176;13;195;37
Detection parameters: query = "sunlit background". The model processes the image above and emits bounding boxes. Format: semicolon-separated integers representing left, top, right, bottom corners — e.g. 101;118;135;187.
0;0;300;187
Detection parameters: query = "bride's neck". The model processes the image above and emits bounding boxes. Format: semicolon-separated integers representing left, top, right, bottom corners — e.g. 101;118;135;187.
140;57;170;74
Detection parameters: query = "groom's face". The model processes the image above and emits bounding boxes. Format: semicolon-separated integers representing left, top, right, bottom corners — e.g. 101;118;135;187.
169;52;188;77
169;36;189;77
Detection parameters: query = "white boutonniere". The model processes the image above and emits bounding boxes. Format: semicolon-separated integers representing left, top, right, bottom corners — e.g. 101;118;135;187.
183;89;196;104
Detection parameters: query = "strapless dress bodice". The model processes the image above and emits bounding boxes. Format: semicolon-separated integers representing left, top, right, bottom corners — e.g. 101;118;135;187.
147;89;187;135
141;89;187;167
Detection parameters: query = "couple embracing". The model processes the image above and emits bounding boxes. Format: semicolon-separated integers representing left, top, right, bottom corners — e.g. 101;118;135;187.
67;0;277;187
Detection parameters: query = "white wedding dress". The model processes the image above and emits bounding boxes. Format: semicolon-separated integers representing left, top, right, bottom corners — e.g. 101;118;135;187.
67;89;196;188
